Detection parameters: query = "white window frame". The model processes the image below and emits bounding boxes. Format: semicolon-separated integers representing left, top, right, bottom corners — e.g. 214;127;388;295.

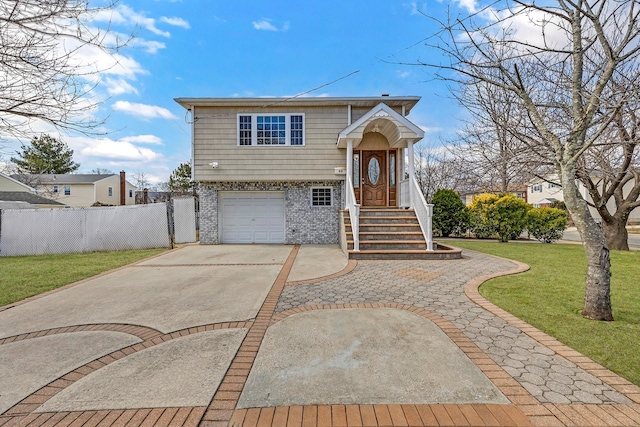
108;186;113;197
237;113;305;146
52;185;59;193
64;185;71;196
129;189;133;198
532;184;543;193
311;187;332;207
548;182;560;189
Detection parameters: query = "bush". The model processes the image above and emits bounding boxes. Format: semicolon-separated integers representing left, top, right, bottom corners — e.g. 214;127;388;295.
526;207;568;243
468;193;530;242
468;193;499;239
488;193;531;242
432;189;468;237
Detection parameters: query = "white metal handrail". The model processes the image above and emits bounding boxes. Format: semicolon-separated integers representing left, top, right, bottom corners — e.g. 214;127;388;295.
346;175;360;251
409;175;434;251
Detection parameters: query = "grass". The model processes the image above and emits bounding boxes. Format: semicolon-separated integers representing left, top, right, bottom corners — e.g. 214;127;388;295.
0;249;167;307
449;239;640;386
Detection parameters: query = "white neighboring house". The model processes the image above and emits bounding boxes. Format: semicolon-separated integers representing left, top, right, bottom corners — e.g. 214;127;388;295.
528;176;640;223
11;172;136;207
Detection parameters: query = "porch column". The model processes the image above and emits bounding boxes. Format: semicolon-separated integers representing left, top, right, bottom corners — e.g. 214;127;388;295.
407;140;415;208
345;139;356;204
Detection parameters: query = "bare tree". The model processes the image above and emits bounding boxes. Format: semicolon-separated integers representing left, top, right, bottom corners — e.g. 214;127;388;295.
0;0;128;139
414;145;473;201
89;168;114;175
420;0;640;320
131;170;150;191
576;89;640;250
449;81;539;192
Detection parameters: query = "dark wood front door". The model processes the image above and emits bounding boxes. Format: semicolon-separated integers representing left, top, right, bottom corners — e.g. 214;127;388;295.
362;151;387;206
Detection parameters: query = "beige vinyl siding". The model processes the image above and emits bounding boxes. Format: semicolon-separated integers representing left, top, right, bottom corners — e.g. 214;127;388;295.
95;176;117;205
125;182;136;205
351;106;404;123
358;132;391;150
0;175;32;192
94;176;136;205
41;183;95;207
194;105;348;182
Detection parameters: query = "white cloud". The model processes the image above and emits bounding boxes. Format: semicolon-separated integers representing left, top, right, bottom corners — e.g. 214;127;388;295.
67;135;161;162
82;139;160;161
420;125;443;133
455;0;478;14
121;135;163;144
90;4;170;37
397;70;411;78
113;101;177;120
130;39;166;54
160;16;190;29
253;19;277;31
252;18;289;32
405;2;427;15
104;78;139;96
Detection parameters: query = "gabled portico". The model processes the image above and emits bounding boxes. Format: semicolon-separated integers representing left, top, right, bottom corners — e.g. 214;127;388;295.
337;102;425;208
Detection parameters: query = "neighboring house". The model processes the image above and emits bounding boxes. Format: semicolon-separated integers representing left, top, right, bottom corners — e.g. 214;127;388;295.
527;178;563;208
174;96;426;245
0;172;64;208
527;176;640;223
11;172;136;207
463;187;528;206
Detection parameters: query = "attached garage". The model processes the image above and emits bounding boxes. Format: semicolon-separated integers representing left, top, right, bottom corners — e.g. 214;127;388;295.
219;192;285;244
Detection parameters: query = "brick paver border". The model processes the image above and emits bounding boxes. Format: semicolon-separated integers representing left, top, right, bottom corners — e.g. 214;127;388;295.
285;259;358;286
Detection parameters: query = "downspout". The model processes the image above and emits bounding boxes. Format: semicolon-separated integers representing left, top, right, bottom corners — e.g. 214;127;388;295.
190;106;195;182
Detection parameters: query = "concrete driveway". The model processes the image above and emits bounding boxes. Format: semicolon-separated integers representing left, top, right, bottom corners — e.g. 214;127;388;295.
1;244;639;427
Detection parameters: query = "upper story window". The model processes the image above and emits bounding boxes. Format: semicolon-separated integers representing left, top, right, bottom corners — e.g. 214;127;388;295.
129;189;133;198
548;182;560;189
237;113;305;146
532;184;542;193
108;186;114;197
52;185;59;193
64;185;71;196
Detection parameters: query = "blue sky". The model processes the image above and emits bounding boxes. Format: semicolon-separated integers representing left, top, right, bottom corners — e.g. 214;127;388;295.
5;0;478;184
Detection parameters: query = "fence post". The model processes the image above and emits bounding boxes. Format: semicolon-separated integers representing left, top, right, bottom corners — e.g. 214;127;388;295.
166;202;175;248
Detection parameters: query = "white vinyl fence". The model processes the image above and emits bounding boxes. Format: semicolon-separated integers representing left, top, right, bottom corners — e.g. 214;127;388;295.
0;204;171;257
173;196;197;244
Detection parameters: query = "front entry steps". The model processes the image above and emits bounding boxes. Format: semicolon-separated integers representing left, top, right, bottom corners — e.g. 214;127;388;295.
342;208;462;260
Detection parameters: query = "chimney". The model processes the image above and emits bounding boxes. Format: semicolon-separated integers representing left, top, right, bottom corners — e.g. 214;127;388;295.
119;171;126;205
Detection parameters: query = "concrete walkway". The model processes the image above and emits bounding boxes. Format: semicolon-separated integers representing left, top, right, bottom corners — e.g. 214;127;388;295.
0;244;639;426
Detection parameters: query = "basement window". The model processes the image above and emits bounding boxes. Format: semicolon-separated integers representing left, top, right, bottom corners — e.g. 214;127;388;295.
311;187;332;206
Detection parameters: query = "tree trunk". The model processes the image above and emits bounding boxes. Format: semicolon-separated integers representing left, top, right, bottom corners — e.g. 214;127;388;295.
561;169;614;321
602;218;630;251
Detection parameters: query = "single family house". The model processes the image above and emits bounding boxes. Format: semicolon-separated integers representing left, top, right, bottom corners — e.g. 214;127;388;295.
175;95;456;259
528;175;640;223
0;172;64;209
11;172;136;207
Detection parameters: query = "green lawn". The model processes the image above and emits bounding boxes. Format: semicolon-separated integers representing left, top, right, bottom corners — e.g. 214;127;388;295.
449;240;640;386
0;249;167;307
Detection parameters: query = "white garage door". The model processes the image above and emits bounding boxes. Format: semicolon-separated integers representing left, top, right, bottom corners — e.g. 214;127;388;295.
219;192;285;244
